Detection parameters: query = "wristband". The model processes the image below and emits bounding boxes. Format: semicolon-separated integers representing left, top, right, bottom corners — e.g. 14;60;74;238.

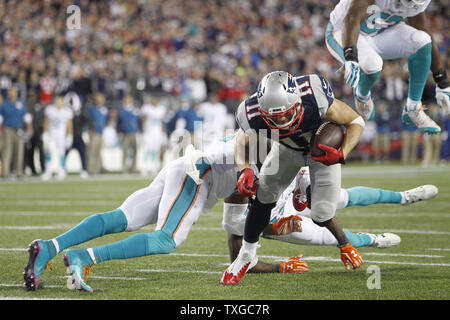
433;68;450;89
343;46;358;62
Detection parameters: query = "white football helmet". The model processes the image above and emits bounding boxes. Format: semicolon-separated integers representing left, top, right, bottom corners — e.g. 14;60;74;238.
399;0;427;9
257;71;303;136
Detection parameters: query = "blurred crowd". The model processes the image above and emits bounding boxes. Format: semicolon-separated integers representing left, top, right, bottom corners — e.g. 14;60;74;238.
0;0;449;180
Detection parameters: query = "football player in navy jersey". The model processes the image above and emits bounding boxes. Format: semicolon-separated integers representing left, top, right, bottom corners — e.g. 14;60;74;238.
221;71;366;285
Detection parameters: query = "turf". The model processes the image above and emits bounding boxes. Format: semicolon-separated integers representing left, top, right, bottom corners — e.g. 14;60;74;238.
0;163;449;301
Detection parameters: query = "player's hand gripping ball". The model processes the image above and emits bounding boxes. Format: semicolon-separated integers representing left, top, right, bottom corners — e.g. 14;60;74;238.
310;121;345;165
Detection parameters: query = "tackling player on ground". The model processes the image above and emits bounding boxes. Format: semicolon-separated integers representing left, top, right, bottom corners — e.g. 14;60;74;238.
326;0;450;133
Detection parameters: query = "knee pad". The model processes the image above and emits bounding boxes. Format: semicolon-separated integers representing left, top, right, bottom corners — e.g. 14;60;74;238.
311;200;336;224
222;203;248;236
360;54;383;75
409;30;432;54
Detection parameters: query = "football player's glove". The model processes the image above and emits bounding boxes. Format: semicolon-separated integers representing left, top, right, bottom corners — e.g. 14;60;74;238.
436;86;450;112
311;144;345;166
271;215;302;235
237;168;258;197
433;68;450;112
339;46;360;88
340;243;363;270
280;255;309;273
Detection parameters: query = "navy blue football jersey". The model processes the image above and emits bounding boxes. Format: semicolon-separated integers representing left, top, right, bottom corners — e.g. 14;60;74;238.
235;74;335;151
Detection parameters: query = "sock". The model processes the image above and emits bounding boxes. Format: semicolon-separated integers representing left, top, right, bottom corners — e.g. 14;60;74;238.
93;230;176;263
407;42;432;103
345;186;402;207
50;209;128;257
406;97;421;112
357;71;381;98
243;198;276;244
344;230;373;248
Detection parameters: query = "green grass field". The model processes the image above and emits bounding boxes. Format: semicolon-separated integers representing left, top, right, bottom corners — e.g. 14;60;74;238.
1;163;449;301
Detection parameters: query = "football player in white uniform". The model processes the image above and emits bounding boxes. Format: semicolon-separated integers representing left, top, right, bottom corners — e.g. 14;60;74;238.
23;134;308;292
41;95;74;181
140;97;167;177
326;0;450;133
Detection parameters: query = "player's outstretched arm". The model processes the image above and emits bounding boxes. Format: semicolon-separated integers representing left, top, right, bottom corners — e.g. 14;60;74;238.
323;99;365;160
342;0;372;48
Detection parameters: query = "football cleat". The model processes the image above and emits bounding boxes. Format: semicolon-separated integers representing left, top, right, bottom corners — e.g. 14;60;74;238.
293;167;310;212
271;215;303;235
369;233;401;248
221;249;258;286
280;255;309;273
401;103;441;134
64;249;96;293
23;239;53;291
401;184;438;205
354;91;375;121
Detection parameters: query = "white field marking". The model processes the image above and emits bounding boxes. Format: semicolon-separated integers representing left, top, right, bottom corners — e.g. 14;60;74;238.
0;200;117;206
362;252;444;258
0;248;27;251
0;283;62;289
138;269;222;275
427;248;450;251
0;211;90;216
346;228;450;235
57;275;147;281
0;296;81;300
0;224;74;230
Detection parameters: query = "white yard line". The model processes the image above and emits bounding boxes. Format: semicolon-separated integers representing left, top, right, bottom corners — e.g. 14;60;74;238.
0;211;90;216
427;248;450;251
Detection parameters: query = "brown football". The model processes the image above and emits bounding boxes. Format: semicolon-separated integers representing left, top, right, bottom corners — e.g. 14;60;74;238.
310;121;344;157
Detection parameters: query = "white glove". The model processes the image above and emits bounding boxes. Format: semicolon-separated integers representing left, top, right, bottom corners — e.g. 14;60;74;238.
65;134;73;149
436;86;450;112
343;60;360;89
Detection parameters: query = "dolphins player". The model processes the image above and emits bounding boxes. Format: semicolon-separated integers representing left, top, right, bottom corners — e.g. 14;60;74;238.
23;133;308;292
326;0;450;133
223;166;438;266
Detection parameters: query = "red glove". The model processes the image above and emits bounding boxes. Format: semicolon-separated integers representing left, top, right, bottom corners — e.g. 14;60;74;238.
271;215;302;235
340;243;363;270
280;255;309;273
237;168;258;197
311;144;345;166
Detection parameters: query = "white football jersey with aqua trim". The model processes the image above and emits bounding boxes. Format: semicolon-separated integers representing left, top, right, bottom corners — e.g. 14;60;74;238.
330;0;431;36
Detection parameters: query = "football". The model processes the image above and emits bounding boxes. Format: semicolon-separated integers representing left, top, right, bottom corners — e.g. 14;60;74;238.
310;121;344;157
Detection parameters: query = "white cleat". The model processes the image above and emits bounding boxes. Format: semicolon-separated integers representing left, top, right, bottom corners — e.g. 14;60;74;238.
401;185;438;206
401;103;441;134
370;233;401;249
221;248;258;286
354;92;375;121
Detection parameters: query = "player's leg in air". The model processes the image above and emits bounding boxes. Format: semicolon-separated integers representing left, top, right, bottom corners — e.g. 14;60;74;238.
24;156;213;292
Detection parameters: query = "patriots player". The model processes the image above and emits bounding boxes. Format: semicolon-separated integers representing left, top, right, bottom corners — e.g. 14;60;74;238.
221;71;366;285
326;0;450;133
